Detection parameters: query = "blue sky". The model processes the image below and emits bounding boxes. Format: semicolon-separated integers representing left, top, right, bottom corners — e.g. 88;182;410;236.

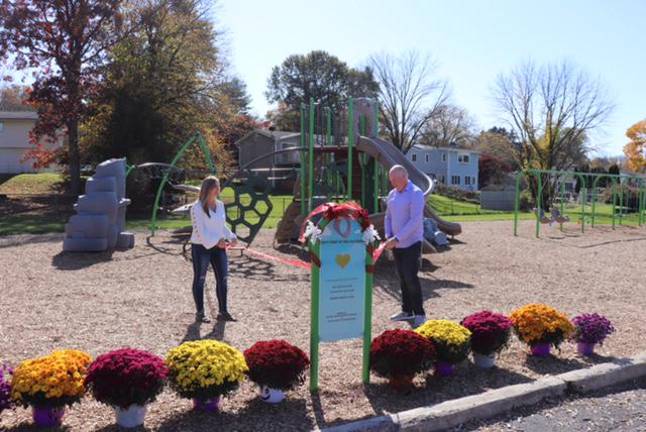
218;0;646;157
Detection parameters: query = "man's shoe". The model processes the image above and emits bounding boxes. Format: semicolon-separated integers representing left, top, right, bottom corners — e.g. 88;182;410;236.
195;313;211;323
412;314;427;328
390;311;415;322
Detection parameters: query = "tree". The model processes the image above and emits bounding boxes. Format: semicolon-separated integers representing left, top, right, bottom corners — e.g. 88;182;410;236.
266;50;379;129
369;51;449;152
0;0;126;194
479;154;513;187
476;127;520;169
420;104;476;149
0;85;33;111
624;119;646;173
493;61;613;208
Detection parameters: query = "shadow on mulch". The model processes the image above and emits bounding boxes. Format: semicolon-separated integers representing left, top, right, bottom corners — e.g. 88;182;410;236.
0;422;72;432
51;250;114;270
228;254;308;282
180;320;228;344
153;397;313;432
363;364;533;417
524;352;624;375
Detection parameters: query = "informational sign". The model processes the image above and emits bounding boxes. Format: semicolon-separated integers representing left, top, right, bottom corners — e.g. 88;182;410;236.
318;219;366;342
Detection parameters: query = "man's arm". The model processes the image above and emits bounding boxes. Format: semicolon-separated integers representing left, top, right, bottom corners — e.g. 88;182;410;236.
394;189;425;241
384;194;393;239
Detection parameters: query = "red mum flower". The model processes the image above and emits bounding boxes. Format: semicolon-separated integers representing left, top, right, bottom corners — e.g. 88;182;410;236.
244;340;309;390
370;329;436;379
461;311;513;355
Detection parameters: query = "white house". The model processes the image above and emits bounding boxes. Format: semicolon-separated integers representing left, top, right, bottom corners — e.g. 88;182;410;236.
0;110;62;174
406;144;480;191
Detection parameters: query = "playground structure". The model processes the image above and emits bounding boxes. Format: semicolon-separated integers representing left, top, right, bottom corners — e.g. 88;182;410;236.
513;168;646;237
63;158;135;252
274;97;461;251
140;97;461;252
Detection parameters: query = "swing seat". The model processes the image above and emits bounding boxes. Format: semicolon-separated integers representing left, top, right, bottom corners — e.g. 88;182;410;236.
555;215;570;224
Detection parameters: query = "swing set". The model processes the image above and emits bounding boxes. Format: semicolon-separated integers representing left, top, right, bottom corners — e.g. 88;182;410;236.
513;168;646;237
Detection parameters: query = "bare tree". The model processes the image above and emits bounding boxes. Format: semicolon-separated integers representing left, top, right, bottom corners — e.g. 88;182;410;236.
370;51;449;152
493;61;613;207
420;104;476;149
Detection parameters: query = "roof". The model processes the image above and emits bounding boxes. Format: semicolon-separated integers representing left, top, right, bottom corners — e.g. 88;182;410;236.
412;144;480;154
0;111;38;120
235;129;300;147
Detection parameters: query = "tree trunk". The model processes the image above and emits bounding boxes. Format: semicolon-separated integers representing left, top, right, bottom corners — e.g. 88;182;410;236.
67;119;81;195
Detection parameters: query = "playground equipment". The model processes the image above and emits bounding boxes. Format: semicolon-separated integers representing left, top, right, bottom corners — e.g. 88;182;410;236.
63;158;135;252
513;169;646;237
274;97;461;251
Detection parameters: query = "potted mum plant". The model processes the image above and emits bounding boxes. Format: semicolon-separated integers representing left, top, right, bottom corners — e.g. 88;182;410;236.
244;340;310;403
461;311;513;368
370;329;435;390
572;313;615;356
510;304;574;357
85;348;168;428
10;349;92;427
0;364;13;415
415;320;471;376
166;340;248;412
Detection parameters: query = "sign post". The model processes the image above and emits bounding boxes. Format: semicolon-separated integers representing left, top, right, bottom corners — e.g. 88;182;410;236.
308;213;375;392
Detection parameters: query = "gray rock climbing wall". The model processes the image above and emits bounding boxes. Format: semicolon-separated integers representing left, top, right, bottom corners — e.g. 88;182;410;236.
63;158;135;252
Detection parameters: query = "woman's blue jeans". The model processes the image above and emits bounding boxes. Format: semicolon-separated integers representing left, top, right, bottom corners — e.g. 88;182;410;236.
191;243;229;315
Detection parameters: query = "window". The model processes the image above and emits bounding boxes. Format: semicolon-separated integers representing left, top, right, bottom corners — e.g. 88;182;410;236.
411;153;417;162
442;153;447;162
425;154;429;163
0;121;4;132
451;175;460;185
472;177;477;185
458;153;470;164
439;175;445;184
465;176;471;185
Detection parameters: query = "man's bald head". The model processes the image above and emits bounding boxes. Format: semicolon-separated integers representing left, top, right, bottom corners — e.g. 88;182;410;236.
389;165;409;191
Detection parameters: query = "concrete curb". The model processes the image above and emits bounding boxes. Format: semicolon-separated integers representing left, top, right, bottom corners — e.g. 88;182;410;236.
320;352;646;432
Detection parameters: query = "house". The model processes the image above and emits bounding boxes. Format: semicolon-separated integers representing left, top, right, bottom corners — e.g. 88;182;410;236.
406;144;480;191
234;129;301;190
0;110;62;174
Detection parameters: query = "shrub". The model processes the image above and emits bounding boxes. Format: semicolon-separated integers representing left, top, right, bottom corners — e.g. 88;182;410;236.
166;340;247;400
370;330;436;379
415;320;471;363
0;364;12;413
85;349;168;409
244;340;309;390
11;350;92;408
461;311;513;355
510;304;574;349
572;313;615;345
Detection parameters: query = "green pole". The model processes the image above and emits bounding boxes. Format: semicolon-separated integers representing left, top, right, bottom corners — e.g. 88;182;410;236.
309;239;321;392
513;172;521;236
591;176;600;228
580;187;586;233
612;177;617;229
326;108;332;146
300;104;307;216
536;174;542;238
347;97;354;201
372;100;379;137
640;181;645;226
150;133;200;235
373;158;379;213
559;178;565;232
618;177;623;226
308;99;315;212
362;251;374;384
360;155;366;208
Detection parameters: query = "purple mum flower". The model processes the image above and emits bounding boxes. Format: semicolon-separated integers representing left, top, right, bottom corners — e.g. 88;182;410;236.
572;313;615;344
0;363;13;413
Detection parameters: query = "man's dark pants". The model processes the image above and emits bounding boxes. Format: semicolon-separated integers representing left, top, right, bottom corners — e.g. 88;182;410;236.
392;241;425;315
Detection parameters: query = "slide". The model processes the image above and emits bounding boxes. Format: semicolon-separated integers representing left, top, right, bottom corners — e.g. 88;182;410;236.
357;136;462;237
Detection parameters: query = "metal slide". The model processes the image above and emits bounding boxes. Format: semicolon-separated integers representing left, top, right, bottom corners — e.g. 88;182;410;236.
357;136;462;237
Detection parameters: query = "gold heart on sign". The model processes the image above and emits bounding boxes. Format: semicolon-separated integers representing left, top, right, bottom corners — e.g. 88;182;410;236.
335;254;351;269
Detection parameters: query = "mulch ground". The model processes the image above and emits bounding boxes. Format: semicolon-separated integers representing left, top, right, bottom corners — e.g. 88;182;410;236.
0;221;645;431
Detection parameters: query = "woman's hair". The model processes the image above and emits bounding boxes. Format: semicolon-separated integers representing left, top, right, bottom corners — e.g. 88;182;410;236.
198;176;220;217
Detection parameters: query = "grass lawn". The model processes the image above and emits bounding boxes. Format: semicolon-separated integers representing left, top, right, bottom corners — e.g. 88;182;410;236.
0;172;65;195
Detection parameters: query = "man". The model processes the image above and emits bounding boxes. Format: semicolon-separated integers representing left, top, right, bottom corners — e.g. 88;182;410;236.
383;165;426;327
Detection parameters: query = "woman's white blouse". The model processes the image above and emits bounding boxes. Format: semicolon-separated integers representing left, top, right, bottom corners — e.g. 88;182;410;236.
190;200;237;249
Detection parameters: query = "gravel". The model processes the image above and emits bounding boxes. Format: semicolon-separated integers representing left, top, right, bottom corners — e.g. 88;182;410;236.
0;220;644;431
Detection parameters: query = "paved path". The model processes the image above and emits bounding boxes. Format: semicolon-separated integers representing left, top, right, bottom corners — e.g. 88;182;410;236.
465;380;646;432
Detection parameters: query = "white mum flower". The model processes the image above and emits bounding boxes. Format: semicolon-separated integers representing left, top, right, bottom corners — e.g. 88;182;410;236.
303;221;322;244
362;225;380;245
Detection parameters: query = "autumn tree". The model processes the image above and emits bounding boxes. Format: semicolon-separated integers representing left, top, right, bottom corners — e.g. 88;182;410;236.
370;51;449;152
624;120;646;173
420;104;476;149
476;127;520;170
0;0;127;194
493;61;613;208
266;50;379;130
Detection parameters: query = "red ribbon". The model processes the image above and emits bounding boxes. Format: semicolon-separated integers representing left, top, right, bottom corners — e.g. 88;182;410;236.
298;201;371;243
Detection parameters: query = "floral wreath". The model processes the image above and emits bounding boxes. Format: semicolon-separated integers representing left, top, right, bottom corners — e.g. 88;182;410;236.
299;202;382;270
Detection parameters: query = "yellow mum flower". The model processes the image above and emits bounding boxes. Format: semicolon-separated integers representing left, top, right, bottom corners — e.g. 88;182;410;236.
510;304;574;347
415;319;471;363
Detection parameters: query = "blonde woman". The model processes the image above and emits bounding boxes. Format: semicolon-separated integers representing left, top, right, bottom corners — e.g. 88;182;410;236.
190;176;238;322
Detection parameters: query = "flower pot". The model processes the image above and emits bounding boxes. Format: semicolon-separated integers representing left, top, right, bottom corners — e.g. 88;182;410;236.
259;385;286;403
434;361;455;377
473;352;496;368
115;404;147;428
530;342;551;357
32;406;65;428
387;374;415;391
193;397;220;413
577;342;595;356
